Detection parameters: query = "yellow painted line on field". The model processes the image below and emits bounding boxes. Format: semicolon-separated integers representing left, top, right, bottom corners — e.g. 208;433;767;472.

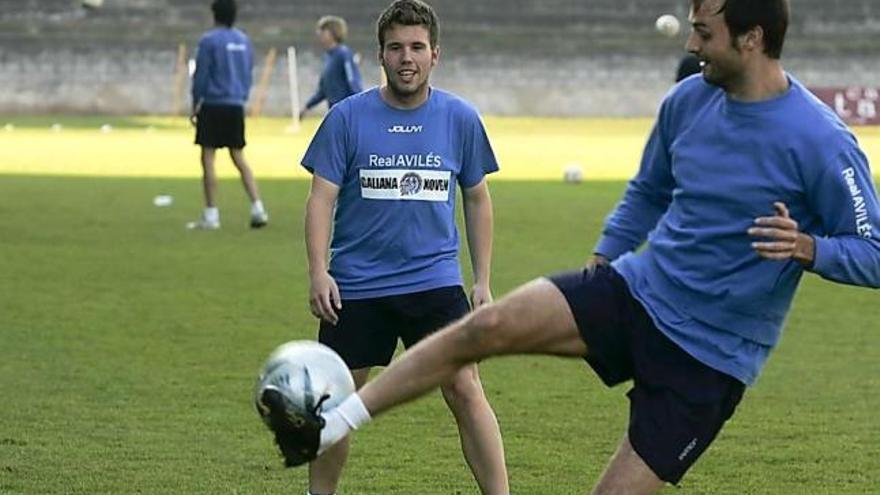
1;117;878;181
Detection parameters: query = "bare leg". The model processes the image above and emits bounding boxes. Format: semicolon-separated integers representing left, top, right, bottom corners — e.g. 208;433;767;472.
359;278;586;416
590;435;664;495
308;368;371;495
229;148;261;203
200;147;218;207
441;364;509;495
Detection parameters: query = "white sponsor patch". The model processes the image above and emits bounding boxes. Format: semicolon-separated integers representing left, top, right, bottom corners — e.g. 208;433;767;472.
226;42;247;52
359;169;451;202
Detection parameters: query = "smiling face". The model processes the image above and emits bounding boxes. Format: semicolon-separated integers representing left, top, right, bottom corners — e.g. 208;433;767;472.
378;23;439;107
686;0;748;90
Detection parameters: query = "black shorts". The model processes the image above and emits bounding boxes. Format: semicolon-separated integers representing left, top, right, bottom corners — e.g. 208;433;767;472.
318;285;470;369
548;265;745;484
195;104;246;149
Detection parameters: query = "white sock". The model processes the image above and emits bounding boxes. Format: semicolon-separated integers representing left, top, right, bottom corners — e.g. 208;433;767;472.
318;393;371;454
203;207;219;222
251;200;265;215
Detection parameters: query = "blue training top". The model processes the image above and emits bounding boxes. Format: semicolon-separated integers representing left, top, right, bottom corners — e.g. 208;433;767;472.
305;44;363;110
302;87;499;299
191;27;253;108
596;74;880;385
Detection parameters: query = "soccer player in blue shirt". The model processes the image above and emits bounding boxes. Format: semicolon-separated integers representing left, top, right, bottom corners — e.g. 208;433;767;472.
261;0;880;493
189;0;268;230
299;16;364;120
287;1;508;494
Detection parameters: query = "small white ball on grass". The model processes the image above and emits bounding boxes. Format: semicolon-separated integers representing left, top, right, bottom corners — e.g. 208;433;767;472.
51;123;63;132
100;124;113;133
563;164;584;184
655;14;681;37
3;123;13;132
152;195;174;207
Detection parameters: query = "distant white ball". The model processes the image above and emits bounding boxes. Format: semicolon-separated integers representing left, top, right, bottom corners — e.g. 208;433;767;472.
51;123;63;132
655;14;681;37
100;124;113;133
3;124;13;132
563;164;584;184
81;0;104;9
254;341;355;423
152;195;173;207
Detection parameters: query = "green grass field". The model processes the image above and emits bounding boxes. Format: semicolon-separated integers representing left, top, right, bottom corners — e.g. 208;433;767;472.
1;117;878;494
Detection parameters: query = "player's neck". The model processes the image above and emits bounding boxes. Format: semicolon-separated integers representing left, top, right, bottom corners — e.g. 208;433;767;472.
726;60;788;102
380;85;431;110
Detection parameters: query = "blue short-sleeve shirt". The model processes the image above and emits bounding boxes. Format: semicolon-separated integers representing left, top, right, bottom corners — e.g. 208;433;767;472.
302;87;499;299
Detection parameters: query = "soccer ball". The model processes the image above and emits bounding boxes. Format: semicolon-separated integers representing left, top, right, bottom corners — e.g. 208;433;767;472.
563;163;584;184
81;0;104;9
655;14;681;37
254;341;354;422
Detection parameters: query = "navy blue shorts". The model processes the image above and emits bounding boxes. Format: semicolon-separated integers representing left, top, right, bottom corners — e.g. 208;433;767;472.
318;285;470;369
195;104;246;149
548;265;745;484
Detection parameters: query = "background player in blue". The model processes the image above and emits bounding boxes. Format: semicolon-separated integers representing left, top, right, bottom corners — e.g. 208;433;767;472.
299;16;364;120
188;0;268;230
259;0;880;493
297;1;508;494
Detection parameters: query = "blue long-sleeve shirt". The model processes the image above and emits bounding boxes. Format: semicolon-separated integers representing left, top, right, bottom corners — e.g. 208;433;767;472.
596;74;880;385
191;27;253;108
305;44;363;110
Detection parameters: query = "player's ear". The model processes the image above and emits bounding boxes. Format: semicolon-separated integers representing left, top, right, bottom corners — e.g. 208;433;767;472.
431;45;440;67
741;25;763;53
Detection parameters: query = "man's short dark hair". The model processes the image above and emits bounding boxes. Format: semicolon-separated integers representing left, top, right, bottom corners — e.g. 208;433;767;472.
376;0;439;49
692;0;789;58
212;0;237;27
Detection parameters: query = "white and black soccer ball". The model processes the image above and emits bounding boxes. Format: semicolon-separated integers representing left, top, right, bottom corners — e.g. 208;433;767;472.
254;341;355;422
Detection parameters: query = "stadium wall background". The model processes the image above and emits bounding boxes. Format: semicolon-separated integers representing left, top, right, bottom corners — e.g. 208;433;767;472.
1;0;878;117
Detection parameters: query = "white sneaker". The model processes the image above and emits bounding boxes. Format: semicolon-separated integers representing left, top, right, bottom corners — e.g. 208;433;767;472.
250;210;269;229
186;217;220;230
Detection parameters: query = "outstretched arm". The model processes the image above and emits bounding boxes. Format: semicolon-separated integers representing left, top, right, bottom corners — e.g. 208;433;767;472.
301;86;326;118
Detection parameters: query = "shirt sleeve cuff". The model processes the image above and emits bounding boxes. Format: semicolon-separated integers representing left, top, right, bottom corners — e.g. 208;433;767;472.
594;235;633;261
810;235;834;275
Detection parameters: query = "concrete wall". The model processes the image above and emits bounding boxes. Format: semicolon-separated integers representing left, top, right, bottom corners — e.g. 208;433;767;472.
2;0;879;116
2;45;880;117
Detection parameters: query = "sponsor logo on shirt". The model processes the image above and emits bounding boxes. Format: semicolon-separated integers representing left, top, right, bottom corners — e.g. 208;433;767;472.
842;167;873;238
360;169;451;202
369;153;442;168
387;125;423;134
226;43;247;52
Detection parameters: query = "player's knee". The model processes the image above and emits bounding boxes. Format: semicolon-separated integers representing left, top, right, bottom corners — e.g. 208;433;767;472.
458;304;508;357
440;368;485;410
